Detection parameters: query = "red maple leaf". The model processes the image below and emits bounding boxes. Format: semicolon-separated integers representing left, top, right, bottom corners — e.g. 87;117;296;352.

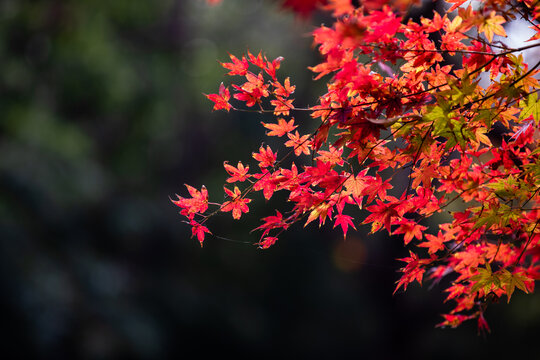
364;196;401;233
252;145;277;168
418;231;447;254
477;312;491;335
265;56;284;79
437;314;473;329
273;77;296;97
182;0;540;330
447;0;468;12
247;51;267;68
255;210;286;233
333;212;356;239
257;236;279;249
316;145;344;166
444;283;467;303
363;174;393;203
190;220;212;247
223;161;250;183
220;53;249;76
231;71;270;107
285;131;311;156
253;170;284;200
222;186;251;219
394;251;431;294
393;219;427;245
205;82;231;111
171;185;209;219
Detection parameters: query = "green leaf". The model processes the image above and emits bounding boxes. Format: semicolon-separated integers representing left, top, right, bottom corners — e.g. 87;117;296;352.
470;264;495;294
500;270;530;303
476;109;496;128
519;92;540;124
472;212;498;230
425;106;447;126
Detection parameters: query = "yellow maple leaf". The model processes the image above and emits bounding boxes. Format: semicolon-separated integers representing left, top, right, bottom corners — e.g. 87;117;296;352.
479;11;507;42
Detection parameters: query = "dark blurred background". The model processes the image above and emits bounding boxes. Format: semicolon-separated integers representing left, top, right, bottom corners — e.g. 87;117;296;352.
1;0;539;358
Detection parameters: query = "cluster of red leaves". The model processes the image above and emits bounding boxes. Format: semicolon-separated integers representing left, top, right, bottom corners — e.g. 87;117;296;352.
182;0;540;331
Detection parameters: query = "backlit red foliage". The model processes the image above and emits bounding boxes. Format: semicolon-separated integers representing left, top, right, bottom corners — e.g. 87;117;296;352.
184;0;540;331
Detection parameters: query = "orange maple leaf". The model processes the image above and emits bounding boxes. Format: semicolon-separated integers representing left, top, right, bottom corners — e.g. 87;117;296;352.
205;82;231;111
247;50;266;68
478;11;507;42
316;145;344;166
262;118;297;137
220;53;249;76
273;77;296;97
418;231;447;254
285;131;311;156
344;171;368;205
270;98;294;116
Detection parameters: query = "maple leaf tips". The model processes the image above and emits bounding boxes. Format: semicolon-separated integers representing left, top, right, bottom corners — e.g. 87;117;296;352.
334;213;356;239
477;313;491;335
394;251;428;295
437;314;472;329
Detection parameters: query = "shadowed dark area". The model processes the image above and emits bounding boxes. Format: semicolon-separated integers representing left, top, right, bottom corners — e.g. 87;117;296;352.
1;0;539;358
